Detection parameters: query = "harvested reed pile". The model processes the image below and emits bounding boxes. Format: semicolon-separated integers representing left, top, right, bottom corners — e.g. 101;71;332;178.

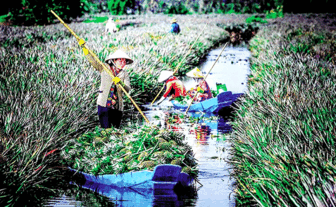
229;14;336;206
62;125;198;180
0;15;229;205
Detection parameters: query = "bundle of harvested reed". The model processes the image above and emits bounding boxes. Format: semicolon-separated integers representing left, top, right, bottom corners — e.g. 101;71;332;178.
62;125;198;180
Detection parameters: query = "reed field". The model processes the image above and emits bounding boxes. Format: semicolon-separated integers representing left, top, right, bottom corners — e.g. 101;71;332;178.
3;11;335;206
229;14;336;206
0;14;233;206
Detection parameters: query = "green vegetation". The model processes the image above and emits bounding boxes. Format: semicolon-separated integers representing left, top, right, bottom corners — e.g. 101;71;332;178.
245;15;268;24
2;0;284;26
0;14;8;23
108;0;135;15
7;0;86;25
230;15;336;206
162;2;192;15
84;16;109;23
245;5;283;24
0;15;229;206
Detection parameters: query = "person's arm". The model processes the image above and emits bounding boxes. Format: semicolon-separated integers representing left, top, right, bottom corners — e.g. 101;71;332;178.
114;70;131;92
155;81;172;105
199;81;207;92
162;81;173;98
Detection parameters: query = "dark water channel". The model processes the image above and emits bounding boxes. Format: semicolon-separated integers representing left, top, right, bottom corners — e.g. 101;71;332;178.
45;44;250;207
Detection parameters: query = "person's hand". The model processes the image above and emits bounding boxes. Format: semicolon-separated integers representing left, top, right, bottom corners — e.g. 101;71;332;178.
113;77;121;84
197;86;204;93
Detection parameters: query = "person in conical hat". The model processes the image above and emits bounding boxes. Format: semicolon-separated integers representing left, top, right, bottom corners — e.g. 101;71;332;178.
170;18;180;34
97;49;133;129
105;17;118;35
186;67;213;102
155;70;186;105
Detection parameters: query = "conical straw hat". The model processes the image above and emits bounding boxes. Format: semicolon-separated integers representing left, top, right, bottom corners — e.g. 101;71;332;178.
105;49;133;64
171;18;177;23
186;67;203;78
158;70;174;82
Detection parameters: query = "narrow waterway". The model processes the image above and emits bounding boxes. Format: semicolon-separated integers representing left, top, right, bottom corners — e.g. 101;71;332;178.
45;44;250;207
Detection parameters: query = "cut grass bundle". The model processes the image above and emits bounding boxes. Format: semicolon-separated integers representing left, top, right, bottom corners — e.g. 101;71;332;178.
62;125;199;181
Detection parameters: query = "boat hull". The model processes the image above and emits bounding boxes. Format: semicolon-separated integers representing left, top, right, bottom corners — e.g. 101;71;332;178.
69;164;193;190
171;91;243;114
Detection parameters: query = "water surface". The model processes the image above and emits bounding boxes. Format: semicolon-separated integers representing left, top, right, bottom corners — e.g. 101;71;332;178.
45;45;250;207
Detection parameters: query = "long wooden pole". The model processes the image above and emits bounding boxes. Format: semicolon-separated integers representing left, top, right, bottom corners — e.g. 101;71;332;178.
185;42;228;114
50;10;150;124
150;23;208;105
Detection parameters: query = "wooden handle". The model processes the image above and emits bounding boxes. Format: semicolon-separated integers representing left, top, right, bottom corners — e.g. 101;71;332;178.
185;42;228;114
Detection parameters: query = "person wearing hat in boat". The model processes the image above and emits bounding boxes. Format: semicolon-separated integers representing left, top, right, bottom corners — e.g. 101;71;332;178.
155;70;186;105
186;67;213;102
170;18;180;34
97;49;133;129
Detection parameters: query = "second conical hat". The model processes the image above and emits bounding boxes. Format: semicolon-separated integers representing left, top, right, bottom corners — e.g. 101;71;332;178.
158;70;174;82
186;67;203;78
105;49;133;64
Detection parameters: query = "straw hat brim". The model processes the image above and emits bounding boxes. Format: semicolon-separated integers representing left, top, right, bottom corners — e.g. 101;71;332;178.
158;71;174;82
105;49;133;64
186;68;203;78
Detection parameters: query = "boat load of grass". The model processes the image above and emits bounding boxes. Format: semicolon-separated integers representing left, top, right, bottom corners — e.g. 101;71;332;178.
229;16;336;206
61;125;198;181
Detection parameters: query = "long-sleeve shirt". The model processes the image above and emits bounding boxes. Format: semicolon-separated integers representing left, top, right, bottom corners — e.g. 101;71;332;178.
97;66;131;111
163;77;186;98
187;79;212;102
170;23;180;34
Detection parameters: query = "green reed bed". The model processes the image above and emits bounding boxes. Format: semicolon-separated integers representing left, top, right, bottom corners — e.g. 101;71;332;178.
0;15;229;206
229;15;336;206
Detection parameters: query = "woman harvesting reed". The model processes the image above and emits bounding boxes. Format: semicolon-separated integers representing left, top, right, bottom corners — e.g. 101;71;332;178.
97;49;133;129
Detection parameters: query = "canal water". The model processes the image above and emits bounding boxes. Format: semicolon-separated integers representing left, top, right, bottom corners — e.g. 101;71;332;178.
45;44;250;207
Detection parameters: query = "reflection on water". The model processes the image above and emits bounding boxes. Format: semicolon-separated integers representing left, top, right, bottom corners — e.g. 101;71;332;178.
76;181;198;207
182;45;250;95
45;195;82;207
44;184;117;207
142;107;236;207
46;45;249;207
193;125;211;142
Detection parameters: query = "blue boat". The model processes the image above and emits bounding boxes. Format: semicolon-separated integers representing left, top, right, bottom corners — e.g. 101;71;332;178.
70;164;193;190
171;91;244;114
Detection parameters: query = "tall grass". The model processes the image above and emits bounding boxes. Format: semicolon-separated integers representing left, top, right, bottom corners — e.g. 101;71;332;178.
229;15;336;206
0;14;230;206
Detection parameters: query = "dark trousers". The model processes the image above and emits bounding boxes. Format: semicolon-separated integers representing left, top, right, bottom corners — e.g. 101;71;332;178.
98;105;123;129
